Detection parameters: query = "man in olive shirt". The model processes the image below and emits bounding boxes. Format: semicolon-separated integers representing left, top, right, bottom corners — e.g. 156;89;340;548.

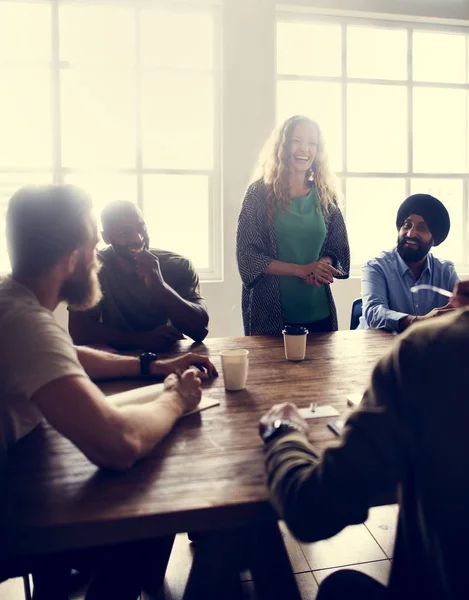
260;282;469;600
69;201;209;350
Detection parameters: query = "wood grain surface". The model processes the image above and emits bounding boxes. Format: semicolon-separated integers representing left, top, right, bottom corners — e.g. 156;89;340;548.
0;331;393;558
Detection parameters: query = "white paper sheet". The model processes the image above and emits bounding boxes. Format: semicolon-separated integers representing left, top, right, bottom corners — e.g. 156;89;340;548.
298;404;340;420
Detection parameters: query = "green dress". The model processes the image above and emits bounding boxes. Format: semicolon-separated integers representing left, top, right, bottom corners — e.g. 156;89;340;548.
274;185;330;324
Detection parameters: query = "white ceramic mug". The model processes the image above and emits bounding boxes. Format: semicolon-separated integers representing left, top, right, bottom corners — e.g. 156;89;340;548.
282;325;308;361
220;349;249;391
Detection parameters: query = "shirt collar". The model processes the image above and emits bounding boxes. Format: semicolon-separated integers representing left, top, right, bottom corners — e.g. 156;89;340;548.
394;247;432;277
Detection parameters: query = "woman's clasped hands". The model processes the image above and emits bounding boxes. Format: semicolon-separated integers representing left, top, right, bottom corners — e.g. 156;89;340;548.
296;258;341;287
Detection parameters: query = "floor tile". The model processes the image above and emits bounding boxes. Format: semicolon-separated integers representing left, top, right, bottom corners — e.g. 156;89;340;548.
300;523;386;571
313;559;392;588
0;578;25;600
279;521;310;573
364;505;398;558
159;533;194;600
242;571;318;600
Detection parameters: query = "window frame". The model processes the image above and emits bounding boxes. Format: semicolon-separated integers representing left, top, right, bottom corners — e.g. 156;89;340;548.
0;0;222;281
276;8;469;274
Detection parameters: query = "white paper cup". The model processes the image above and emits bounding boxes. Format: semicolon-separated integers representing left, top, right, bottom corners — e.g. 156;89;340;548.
220;349;249;391
282;326;308;361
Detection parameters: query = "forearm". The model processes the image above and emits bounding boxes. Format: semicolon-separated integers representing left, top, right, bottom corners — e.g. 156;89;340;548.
156;285;209;342
398;315;419;332
364;303;408;332
118;391;183;461
264;259;302;278
76;346;169;381
265;432;363;542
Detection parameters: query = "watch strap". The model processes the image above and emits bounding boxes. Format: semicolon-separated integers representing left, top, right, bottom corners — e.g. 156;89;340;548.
139;352;158;376
262;419;304;445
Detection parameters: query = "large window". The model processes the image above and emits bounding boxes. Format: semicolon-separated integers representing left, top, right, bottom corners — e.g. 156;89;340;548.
277;14;469;271
0;0;221;279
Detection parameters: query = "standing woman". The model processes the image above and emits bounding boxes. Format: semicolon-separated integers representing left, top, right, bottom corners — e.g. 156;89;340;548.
237;115;350;336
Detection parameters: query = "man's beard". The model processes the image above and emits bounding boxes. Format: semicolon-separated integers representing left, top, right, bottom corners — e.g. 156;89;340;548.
397;235;433;263
60;256;103;311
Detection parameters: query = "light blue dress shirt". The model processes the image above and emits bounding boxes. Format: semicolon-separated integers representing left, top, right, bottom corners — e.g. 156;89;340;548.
360;247;459;331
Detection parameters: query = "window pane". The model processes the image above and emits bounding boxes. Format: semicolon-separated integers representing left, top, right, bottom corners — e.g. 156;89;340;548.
346;178;406;265
410;179;464;264
347;84;407;172
277;21;342;77
0;173;52;272
64;174;138;231
59;5;135;66
141;74;213;169
0;2;51;62
0;67;52;168
413;88;466;174
140;9;213;70
277;81;342;171
143;175;210;269
61;70;136;169
347;26;407;80
413;31;466;84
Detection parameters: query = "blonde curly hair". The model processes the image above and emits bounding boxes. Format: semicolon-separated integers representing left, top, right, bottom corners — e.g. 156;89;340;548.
252;115;339;224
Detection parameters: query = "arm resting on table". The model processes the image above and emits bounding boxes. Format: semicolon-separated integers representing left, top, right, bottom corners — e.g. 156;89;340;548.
264;340;413;542
32;375;183;471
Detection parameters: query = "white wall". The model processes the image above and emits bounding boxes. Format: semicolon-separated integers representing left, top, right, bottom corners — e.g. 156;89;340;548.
53;0;468;336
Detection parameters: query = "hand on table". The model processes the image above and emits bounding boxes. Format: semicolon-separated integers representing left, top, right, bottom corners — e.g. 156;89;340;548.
418;304;455;321
259;402;309;438
151;352;218;380
449;280;469;308
163;369;202;414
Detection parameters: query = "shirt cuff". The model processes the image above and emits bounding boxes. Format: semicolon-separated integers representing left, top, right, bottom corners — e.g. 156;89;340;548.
385;311;408;332
264;431;313;461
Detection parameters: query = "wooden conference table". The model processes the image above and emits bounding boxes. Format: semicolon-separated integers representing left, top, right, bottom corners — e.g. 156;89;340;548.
0;330;393;597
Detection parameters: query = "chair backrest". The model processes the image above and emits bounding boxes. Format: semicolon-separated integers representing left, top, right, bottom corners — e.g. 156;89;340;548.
350;298;363;330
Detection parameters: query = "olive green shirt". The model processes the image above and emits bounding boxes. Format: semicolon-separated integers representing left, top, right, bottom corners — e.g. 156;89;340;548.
274;186;330;323
83;247;205;333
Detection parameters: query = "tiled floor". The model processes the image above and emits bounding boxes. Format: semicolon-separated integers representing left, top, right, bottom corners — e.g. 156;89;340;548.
0;505;398;600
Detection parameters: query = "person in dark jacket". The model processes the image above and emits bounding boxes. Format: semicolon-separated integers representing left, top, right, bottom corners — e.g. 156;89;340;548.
260;280;469;600
236;115;350;335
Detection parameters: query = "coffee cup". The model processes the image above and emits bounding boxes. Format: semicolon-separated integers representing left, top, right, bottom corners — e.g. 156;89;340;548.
282;325;308;361
220;349;249;391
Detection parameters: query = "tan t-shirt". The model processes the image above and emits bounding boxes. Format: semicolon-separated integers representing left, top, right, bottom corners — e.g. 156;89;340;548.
0;277;85;466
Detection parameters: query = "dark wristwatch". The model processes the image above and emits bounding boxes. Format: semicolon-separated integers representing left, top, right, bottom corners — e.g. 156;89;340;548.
262;419;304;445
139;352;158;376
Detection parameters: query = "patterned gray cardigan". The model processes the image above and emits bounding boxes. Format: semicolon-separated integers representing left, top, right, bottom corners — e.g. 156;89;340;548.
236;180;350;336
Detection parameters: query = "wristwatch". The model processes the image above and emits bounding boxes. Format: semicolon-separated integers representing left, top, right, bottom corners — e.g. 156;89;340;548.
262;419;304;445
139;352;158;376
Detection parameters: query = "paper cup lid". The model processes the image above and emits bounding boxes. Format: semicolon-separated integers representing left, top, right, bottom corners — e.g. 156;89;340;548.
282;325;309;335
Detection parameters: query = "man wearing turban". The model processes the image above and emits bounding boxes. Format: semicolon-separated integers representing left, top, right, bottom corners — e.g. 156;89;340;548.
360;193;459;332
